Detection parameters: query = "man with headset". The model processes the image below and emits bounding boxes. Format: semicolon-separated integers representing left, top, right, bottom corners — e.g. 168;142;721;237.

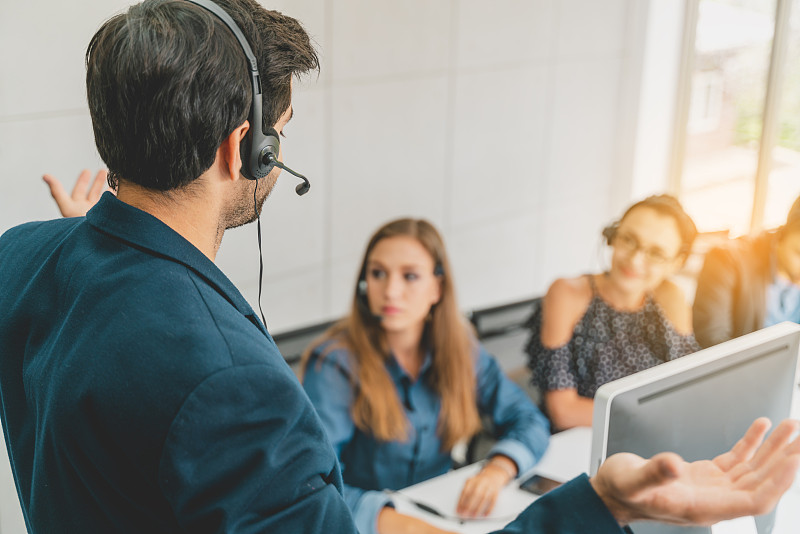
2;1;799;533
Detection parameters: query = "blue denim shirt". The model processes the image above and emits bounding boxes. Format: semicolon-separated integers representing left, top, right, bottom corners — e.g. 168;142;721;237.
764;274;800;327
303;342;550;534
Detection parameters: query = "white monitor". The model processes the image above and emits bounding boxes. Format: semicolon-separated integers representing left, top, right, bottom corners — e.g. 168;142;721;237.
590;322;800;534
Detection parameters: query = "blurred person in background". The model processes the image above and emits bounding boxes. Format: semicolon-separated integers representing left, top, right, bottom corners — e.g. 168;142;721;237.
527;195;700;431
694;195;800;348
302;218;550;534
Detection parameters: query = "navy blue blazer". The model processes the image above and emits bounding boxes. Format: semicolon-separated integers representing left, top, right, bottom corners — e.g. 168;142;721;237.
0;193;624;534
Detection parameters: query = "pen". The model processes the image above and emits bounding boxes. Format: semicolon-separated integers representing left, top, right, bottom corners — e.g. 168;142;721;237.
389;490;518;524
410;499;447;519
408;499;466;525
385;490;458;522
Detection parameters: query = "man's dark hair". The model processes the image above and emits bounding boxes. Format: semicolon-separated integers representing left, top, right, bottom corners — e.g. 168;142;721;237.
87;0;319;191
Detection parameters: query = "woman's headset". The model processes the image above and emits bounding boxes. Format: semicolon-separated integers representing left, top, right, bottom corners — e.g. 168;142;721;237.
602;222;619;246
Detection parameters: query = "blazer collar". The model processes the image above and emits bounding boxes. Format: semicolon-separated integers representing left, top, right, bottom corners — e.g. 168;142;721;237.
85;192;269;336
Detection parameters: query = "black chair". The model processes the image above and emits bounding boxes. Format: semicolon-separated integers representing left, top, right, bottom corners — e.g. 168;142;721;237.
272;319;338;374
468;297;542;400
464;297;544;464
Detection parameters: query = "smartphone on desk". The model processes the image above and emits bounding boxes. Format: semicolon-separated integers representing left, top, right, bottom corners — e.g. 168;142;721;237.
519;474;562;496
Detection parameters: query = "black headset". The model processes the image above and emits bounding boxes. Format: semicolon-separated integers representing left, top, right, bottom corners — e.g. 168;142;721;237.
185;0;310;195
602;222;619;246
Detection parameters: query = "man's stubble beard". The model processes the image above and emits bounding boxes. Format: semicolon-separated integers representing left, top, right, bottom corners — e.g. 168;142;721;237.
222;169;279;230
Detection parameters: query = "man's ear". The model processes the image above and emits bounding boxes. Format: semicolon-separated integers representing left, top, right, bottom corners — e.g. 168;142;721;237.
219;121;249;181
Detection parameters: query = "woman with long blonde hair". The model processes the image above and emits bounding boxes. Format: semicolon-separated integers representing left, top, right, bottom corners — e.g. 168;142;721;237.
302;218;549;534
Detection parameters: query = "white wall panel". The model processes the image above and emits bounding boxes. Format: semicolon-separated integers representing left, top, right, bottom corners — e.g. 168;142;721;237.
0;1;128;118
448;212;540;310
0;433;25;534
539;190;614;290
328;254;363;322
330;0;451;81
449;65;548;227
555;0;630;59
329;76;449;260
456;0;556;69
546;58;623;203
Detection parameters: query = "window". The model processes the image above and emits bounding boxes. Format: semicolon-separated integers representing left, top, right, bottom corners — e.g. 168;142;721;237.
672;0;800;235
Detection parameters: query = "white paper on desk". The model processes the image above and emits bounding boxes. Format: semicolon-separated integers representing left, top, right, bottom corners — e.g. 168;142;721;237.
395;463;534;532
397;463;529;520
710;516;757;534
528;427;592;482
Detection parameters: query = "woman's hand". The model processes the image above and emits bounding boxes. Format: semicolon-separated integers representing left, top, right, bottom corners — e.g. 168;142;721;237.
591;417;800;526
43;169;110;217
456;455;517;517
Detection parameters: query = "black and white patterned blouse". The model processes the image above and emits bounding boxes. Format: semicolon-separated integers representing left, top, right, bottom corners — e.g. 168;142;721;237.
526;275;700;399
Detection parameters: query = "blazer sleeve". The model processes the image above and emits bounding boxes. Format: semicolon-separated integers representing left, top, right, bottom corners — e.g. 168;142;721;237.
475;345;550;475
492;474;627;534
302;350;393;534
158;364;358;534
693;246;739;348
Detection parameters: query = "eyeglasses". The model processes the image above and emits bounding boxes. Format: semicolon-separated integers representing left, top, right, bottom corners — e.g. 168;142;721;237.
611;232;681;265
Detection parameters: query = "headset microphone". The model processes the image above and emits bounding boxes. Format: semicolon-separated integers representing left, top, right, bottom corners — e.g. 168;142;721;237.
264;152;311;196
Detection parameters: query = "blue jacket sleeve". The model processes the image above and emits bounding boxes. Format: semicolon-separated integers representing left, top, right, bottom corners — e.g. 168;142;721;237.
302;349;393;534
158;364;357;533
475;344;550;475
492;474;627;534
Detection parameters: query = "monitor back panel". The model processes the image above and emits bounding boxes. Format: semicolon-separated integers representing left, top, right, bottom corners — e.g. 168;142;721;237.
593;323;800;534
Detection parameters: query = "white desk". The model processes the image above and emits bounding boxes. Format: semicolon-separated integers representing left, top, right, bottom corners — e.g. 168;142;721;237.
393;427;591;533
395;427;800;534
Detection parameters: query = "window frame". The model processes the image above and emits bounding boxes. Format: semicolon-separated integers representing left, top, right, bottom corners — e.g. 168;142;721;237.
669;0;795;233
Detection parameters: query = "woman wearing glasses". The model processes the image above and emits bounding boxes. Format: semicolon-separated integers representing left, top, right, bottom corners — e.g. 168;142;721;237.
527;195;700;431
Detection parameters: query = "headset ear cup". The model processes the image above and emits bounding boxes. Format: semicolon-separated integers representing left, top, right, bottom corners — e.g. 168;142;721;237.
242;79;279;179
245;127;280;179
259;127;281;174
602;223;618;246
356;278;373;316
239;133;254;179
